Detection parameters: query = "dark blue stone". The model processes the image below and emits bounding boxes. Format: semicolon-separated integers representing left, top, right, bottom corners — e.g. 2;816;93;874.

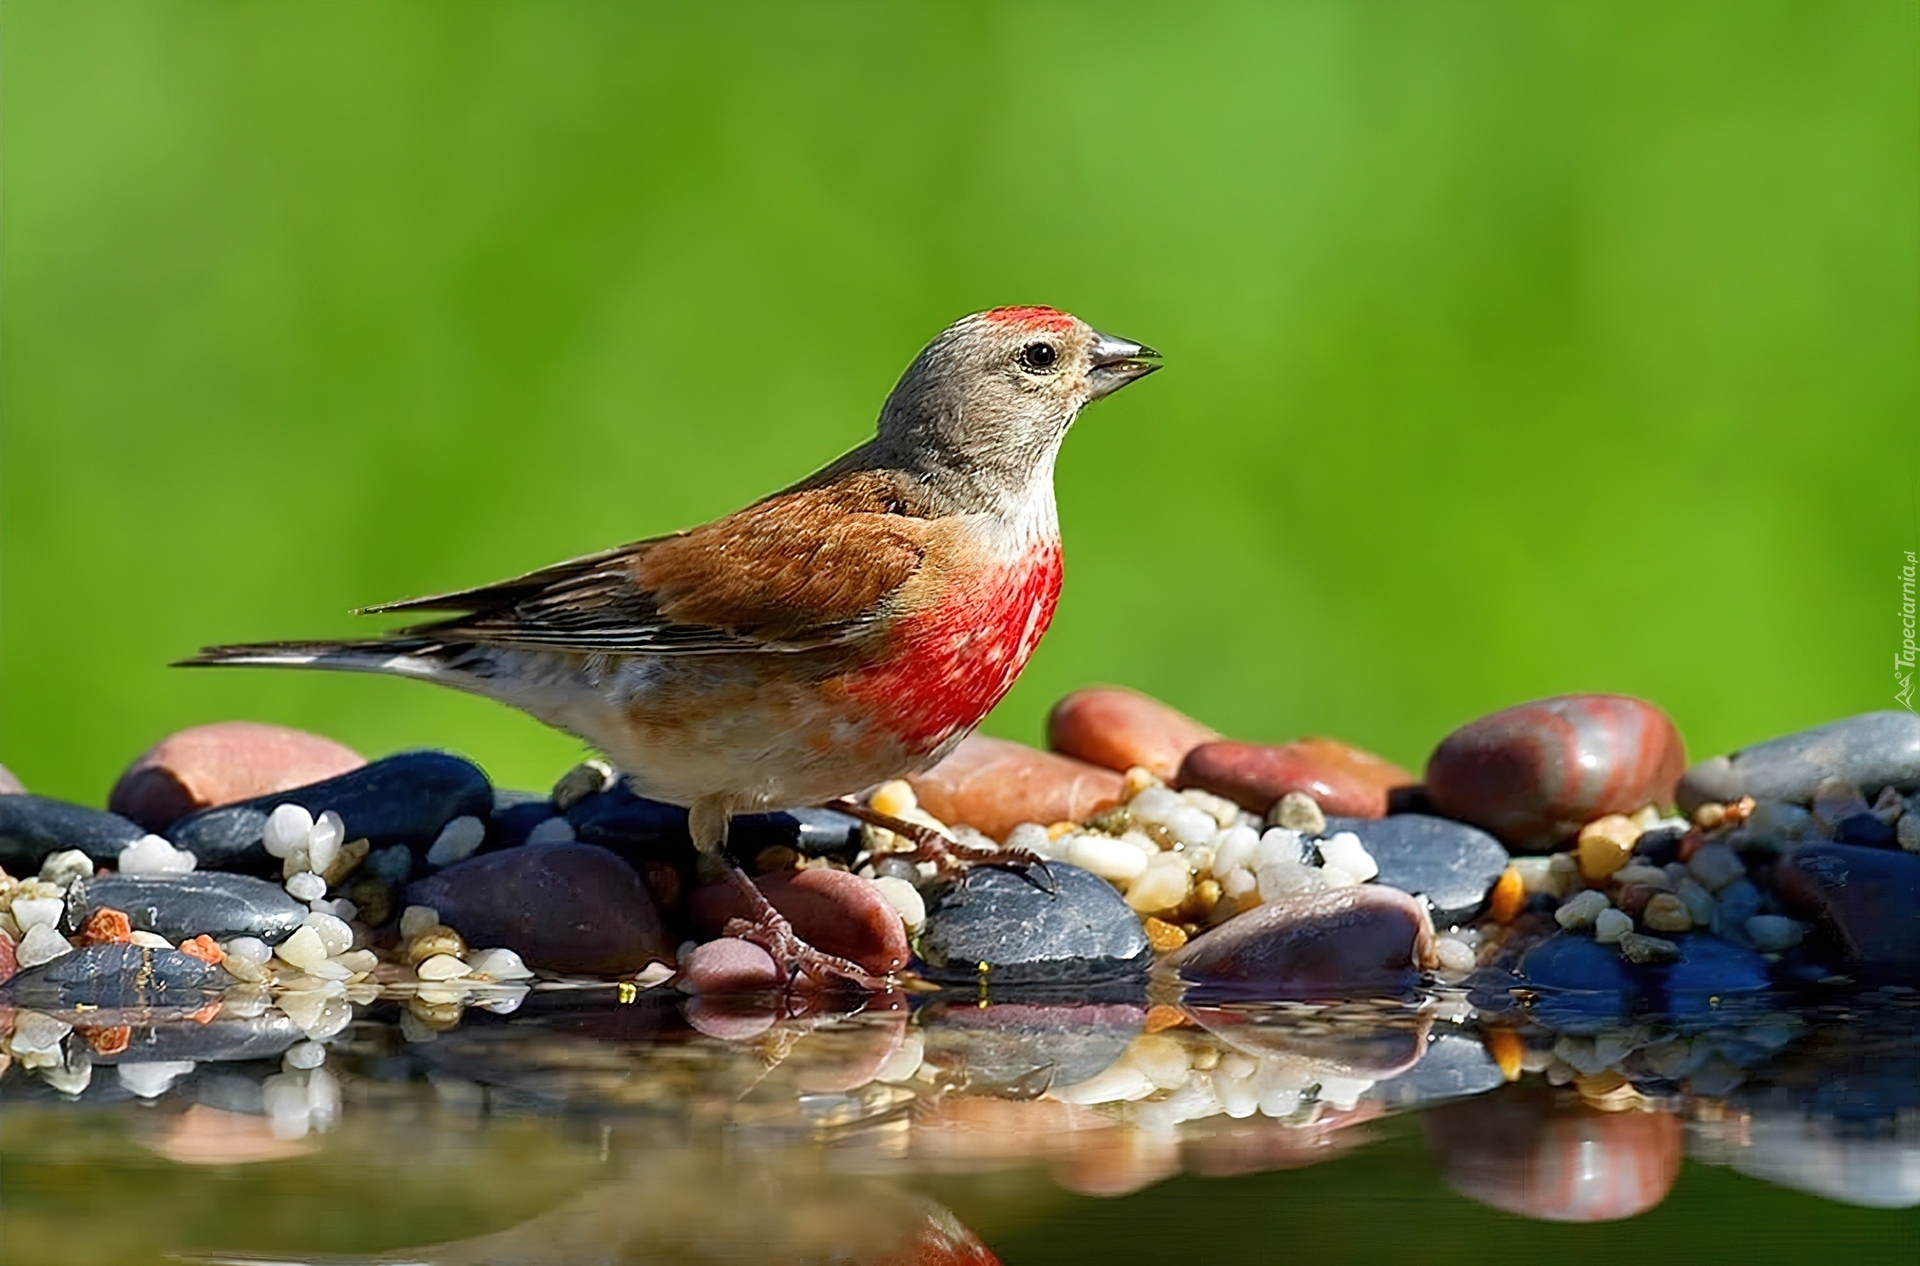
1835;812;1896;846
0;795;145;872
1321;814;1510;925
1710;878;1766;948
1516;933;1639;1032
67;872;311;945
916;864;1152;987
486;790;558;849
168;751;492;874
564;785;860;862
1657;934;1775;1021
3;943;225;1010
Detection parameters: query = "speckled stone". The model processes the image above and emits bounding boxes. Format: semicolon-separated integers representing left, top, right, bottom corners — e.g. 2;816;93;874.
108;722;365;833
1424;695;1686;851
1318;814;1510;925
0;795;146;872
1159;884;1437;1001
1680;712;1920;812
908;735;1125;841
1046;686;1219;782
67;873;310;946
1177;737;1415;818
916;863;1151;986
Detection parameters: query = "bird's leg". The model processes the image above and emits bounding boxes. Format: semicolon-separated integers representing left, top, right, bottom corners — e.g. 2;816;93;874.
826;797;1057;894
692;795;886;993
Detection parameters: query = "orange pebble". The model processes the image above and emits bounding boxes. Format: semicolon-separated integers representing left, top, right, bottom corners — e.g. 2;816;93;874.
1488;866;1525;924
1483;1027;1525;1081
78;908;133;946
81;1025;132;1057
179;935;225;966
1143;1004;1191;1034
1143;916;1188;954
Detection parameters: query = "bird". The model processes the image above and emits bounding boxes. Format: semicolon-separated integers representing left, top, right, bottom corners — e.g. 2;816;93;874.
181;306;1160;986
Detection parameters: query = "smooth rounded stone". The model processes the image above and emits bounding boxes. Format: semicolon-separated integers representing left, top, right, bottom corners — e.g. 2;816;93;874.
68;873;310;946
1726;1099;1920;1209
2;943;225;1009
0;795;146;873
1160;885;1437;1001
0;762;24;795
1516;933;1639;1031
1046;686;1219;782
108;722;365;833
405;842;671;975
1371;1030;1507;1109
1176;737;1414;819
1659;934;1773;1014
907;735;1125;842
1317;814;1510;925
564;784;859;862
915;863;1151;986
918;999;1144;1092
169;751;492;874
679;937;786;994
1679;711;1920;813
1776;843;1920;981
1424;695;1686;851
690;868;911;976
485;790;558;849
1423;1086;1682;1221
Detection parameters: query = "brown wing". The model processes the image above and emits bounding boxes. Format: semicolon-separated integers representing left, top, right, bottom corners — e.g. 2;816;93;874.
369;473;934;656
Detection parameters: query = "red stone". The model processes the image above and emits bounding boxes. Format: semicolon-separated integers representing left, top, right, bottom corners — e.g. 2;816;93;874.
907;734;1125;839
1159;885;1437;1000
691;868;911;976
680;937;785;995
1176;737;1415;818
1423;1086;1682;1221
78;908;133;946
1424;694;1686;851
1046;686;1219;782
109;722;365;832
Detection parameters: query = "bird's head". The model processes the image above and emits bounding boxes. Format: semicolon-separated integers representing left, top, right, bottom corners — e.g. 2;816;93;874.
874;306;1159;501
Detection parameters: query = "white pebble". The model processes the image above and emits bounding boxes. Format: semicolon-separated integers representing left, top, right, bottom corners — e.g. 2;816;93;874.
128;931;173;949
285;872;326;902
1127;786;1182;826
15;924;72;967
466;947;534;980
1052;1060;1153;1105
312;897;357;922
117;1061;195;1098
277;989;351;1039
1003;822;1053;858
1432;937;1476;973
306;811;345;875
1125;855;1193;913
333;949;379;974
1746;915;1805;952
1220;866;1258;901
305;957;354;981
38;850;94;888
10;896;63;930
416;954;473;981
475;983;529;1014
1594;908;1634;943
872;1029;926;1084
276;925;329;970
1067;834;1149;883
1555;889;1611;930
1256;859;1325;902
263;804;315;858
1162;805;1219;848
399;905;441;939
301;911;354;957
1211;825;1259;876
7;1011;71;1054
222;954;268;983
1180;788;1243;828
223;936;271;966
426;815;487;867
1254;828;1306;870
1316;832;1378;883
525;816;576;846
42;1058;93;1097
870;876;927;932
284;1041;327;1070
1317;864;1361;888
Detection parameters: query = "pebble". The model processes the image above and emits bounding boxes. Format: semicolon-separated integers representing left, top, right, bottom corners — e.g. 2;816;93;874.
276;926;329;970
1317;815;1512;926
1775;843;1920;981
679;937;785;994
1619;932;1682;965
465;947;533;980
405;843;672;975
169;751;492;874
399;905;441;939
1124;854;1193;914
416;954;472;981
1160;884;1435;1000
1555;890;1610;931
129;931;175;949
1045;686;1220;782
1423;695;1686;851
302;911;353;956
37;850;95;889
916;863;1152;986
425;815;487;868
108;722;365;833
908;735;1126;841
70;872;310;946
1898;811;1920;853
1594;907;1633;943
284;872;327;902
1176;737;1415;818
1268;791;1326;834
870;875;926;932
4;943;224;1009
1433;937;1476;973
1642;893;1692;933
119;837;197;876
0;795;147;873
406;926;467;963
15;923;72;968
1575;815;1640;883
690;868;911;976
564;784;859;863
1066;834;1149;883
12;896;64;930
1679;711;1920;812
1315;832;1379;883
1745;915;1804;952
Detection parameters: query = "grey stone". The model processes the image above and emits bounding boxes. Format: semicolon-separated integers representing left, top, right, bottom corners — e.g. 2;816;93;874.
917;1001;1143;1092
3;943;225;1009
0;795;145;873
1320;814;1509;925
66;873;310;946
916;863;1152;986
1371;1030;1507;1109
1679;711;1920;812
89;1013;305;1065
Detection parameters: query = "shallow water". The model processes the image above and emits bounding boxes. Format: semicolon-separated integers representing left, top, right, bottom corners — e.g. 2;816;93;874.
3;984;1917;1266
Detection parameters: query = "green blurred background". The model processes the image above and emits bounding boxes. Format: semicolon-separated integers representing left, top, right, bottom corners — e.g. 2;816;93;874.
4;1;1916;805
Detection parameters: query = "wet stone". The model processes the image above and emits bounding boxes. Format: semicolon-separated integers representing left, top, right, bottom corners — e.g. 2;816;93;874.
1318;814;1510;925
405;842;673;975
917;1000;1144;1092
0;795;146;873
1160;884;1436;1002
88;1013;306;1065
1371;1030;1508;1109
1679;711;1920;812
485;789;558;849
680;938;785;994
1424;694;1685;851
1660;934;1773;1015
169;751;493;874
908;735;1126;842
3;943;225;1010
1516;933;1640;1031
565;785;860;864
67;873;310;946
690;868;911;976
1775;843;1920;982
1046;686;1219;782
915;863;1152;987
1177;737;1414;819
108;722;365;834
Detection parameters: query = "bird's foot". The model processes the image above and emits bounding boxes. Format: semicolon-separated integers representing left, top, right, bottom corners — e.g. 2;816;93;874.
721;866;887;993
826;797;1059;894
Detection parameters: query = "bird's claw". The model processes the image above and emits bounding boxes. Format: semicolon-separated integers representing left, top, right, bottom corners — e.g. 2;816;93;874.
721;909;885;994
827;797;1060;892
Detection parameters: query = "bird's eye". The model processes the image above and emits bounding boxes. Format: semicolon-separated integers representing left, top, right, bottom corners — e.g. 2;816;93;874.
1019;341;1058;371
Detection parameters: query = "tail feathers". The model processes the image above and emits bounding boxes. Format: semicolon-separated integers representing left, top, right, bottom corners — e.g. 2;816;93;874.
174;637;462;680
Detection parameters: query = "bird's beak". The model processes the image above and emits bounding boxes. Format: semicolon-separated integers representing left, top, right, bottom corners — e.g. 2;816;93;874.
1086;331;1161;399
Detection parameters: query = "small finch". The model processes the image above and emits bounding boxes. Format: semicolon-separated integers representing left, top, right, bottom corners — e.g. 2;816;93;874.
182;307;1160;985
